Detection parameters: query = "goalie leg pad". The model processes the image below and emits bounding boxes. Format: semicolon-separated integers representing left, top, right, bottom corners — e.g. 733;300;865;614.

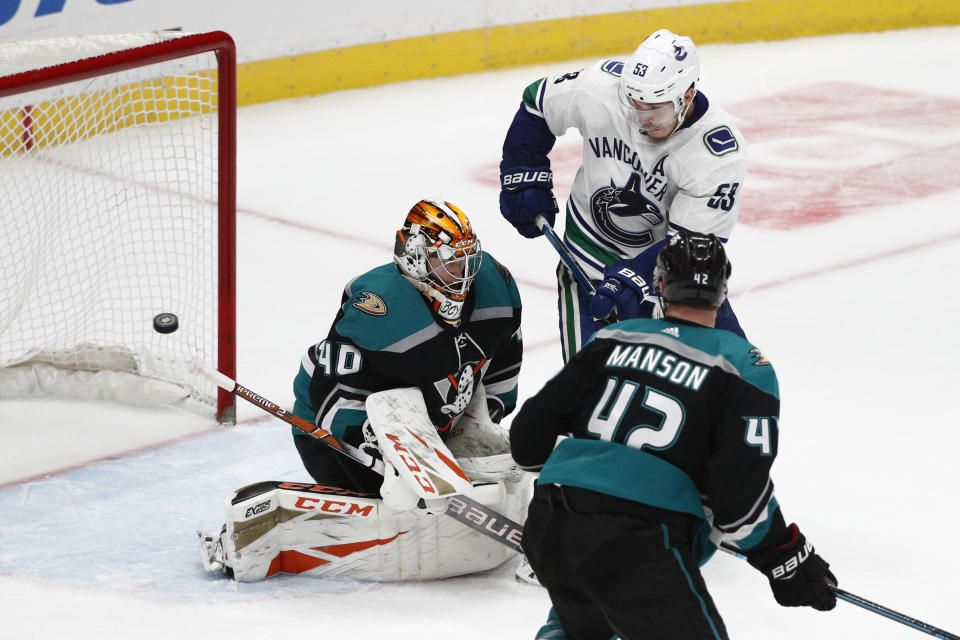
206;479;526;582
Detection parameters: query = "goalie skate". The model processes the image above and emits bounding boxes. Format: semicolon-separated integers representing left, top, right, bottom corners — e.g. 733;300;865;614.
197;526;226;573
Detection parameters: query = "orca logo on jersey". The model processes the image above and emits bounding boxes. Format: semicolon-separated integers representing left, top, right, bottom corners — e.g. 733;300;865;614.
673;44;688;61
352;292;387;316
590;186;664;248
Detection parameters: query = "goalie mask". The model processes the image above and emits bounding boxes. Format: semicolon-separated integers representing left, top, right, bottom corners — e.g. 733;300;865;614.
394;199;482;323
654;231;730;308
618;29;700;138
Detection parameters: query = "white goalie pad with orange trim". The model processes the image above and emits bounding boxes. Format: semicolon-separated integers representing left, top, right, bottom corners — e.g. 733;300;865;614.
365;387;475;500
207;474;529;582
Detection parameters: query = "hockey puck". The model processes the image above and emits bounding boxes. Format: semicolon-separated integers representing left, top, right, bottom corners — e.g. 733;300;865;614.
153;312;179;334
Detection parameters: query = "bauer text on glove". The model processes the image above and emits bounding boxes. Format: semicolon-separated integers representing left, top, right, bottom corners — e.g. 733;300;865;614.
589;264;653;320
747;524;837;611
499;166;558;238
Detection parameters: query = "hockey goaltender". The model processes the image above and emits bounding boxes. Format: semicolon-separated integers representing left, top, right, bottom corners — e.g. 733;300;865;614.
199;198;529;582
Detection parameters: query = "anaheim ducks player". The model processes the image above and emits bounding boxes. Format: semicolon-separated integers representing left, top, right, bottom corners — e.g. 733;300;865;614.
512;233;836;639
291;198;523;492
196;199;526;583
498;28;748;361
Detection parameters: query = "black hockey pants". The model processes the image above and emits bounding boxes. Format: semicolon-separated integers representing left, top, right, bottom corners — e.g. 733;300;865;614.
293;433;383;494
523;482;729;640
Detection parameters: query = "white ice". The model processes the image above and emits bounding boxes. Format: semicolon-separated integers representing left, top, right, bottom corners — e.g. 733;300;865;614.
2;26;959;639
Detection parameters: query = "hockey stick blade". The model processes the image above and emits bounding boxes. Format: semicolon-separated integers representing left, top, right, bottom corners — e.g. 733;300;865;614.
192;360;525;553
536;215;595;294
718;543;958;639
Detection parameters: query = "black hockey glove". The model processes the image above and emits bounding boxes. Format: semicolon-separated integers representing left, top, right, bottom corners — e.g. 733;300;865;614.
747;524;837;611
499;165;558;238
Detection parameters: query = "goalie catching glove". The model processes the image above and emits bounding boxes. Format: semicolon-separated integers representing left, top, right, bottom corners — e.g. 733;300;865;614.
747;523;837;611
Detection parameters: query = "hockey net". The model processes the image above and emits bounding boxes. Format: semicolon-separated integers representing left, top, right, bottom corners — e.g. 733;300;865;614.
0;31;236;422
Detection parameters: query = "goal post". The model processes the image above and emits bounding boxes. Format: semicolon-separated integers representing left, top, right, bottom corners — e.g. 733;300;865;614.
0;31;237;423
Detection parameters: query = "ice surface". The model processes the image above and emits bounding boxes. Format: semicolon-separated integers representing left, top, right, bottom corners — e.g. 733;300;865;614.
2;27;959;639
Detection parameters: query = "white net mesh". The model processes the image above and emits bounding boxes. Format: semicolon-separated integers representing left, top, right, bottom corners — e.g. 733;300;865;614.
0;33;225;410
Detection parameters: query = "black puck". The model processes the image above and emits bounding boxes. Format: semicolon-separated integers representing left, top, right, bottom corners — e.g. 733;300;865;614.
153;312;179;334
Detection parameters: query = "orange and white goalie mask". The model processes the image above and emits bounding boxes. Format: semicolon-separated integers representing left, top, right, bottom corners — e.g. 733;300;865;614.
394;199;482;324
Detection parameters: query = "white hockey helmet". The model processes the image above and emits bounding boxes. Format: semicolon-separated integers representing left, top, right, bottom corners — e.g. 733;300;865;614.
618;29;700;135
394;199;482;323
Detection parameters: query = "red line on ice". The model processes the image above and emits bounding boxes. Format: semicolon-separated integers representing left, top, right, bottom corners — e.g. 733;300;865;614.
0;415;270;490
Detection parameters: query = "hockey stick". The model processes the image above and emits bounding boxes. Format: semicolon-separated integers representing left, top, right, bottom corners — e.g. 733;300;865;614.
831;588;959;640
719;544;958;639
536;215;623;327
536;215;595;294
193;360;524;552
195;359;379;469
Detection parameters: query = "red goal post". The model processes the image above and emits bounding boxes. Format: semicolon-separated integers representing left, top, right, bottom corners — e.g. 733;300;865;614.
0;31;237;423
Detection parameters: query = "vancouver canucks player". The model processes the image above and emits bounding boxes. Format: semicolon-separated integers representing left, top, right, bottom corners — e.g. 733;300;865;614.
499;28;748;361
510;232;836;639
292;198;523;493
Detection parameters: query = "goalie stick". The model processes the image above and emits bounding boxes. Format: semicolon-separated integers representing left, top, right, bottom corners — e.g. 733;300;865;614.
719;544;958;639
193;360;524;552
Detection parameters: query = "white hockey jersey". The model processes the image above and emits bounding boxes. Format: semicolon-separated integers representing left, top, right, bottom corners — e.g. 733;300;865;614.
520;59;747;279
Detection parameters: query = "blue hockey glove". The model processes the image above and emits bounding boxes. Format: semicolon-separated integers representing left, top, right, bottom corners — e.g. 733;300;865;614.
499;166;558;238
589;261;654;320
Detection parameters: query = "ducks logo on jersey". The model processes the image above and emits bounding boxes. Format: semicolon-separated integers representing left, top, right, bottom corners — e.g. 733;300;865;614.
432;332;489;431
352;292;387;316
